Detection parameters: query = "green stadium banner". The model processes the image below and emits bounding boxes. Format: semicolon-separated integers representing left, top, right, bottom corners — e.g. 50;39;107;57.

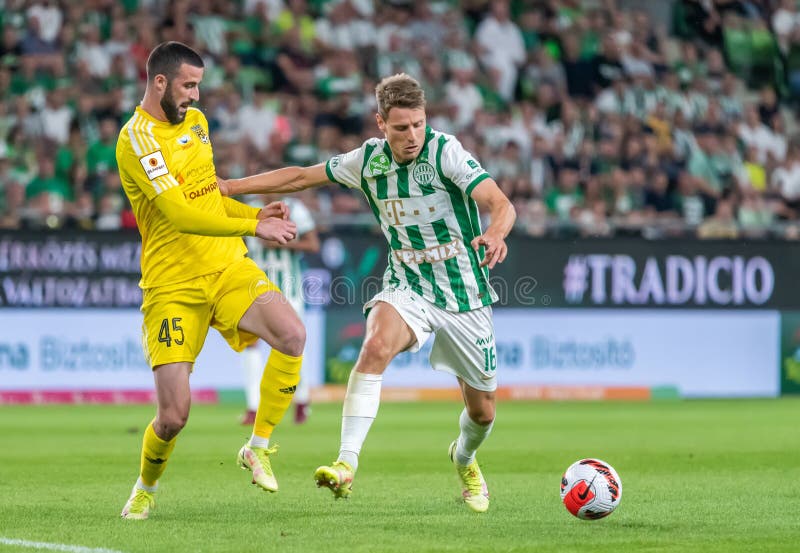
303;235;795;310
3;230;800;310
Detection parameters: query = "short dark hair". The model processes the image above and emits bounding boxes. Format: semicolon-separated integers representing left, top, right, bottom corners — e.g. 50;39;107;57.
146;41;204;82
375;74;425;120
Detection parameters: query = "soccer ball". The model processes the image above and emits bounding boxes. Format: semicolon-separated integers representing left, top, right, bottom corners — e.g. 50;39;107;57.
560;458;622;520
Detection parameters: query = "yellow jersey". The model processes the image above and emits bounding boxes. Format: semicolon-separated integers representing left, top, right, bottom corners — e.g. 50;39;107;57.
117;106;251;289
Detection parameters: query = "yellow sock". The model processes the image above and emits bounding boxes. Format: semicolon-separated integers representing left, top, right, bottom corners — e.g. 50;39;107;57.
140;419;177;487
253;350;302;439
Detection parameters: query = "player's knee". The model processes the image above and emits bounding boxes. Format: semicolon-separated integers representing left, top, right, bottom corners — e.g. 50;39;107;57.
276;321;305;357
467;406;495;426
359;336;395;367
156;411;189;439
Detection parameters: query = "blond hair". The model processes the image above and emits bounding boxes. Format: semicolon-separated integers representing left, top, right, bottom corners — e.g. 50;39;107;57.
375;74;426;120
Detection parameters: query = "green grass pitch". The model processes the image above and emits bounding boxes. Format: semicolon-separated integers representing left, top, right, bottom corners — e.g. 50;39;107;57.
1;399;798;552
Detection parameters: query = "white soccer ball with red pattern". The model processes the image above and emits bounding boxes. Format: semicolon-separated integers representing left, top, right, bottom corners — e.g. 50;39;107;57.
560;458;622;520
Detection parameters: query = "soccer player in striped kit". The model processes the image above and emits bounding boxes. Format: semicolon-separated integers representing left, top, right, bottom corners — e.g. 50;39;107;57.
221;74;515;513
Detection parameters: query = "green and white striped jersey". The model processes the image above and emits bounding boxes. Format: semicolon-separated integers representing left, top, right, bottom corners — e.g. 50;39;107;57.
246;197;314;305
326;127;498;312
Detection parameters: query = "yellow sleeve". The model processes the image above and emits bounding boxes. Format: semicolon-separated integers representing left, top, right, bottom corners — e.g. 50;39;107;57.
154;187;258;237
222;196;261;219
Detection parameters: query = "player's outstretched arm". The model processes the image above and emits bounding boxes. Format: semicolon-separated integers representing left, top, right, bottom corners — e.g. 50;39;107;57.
154;186;295;240
219;164;329;196
469;179;516;269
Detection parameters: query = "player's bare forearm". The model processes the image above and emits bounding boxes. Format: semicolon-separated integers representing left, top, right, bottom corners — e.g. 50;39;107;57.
222;164;329;196
483;197;516;241
471;179;516;240
469;178;516;269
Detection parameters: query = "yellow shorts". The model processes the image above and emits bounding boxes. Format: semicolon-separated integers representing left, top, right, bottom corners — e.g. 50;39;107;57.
140;257;280;368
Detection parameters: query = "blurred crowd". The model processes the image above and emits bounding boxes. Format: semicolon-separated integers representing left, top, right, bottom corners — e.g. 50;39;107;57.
3;0;800;239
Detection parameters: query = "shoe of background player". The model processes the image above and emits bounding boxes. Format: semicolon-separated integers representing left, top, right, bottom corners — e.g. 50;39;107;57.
121;487;155;520
448;441;489;513
313;460;353;499
237;443;279;492
294;402;310;424
240;409;256;426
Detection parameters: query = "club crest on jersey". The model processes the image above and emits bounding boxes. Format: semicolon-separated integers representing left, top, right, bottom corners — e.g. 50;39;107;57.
190;124;209;144
368;153;391;176
413;162;435;185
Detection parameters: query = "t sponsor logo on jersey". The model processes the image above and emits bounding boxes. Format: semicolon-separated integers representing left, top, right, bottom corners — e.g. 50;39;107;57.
383;198;438;226
368;153;391;176
467;159;479;169
394;239;462;265
138;151;169;180
190;124;209;144
413;162;435;185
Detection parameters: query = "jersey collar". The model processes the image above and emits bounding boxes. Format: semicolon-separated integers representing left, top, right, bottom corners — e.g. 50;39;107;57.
135;105;175;128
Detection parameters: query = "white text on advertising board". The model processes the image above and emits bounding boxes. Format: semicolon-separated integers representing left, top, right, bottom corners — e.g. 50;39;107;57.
563;255;774;306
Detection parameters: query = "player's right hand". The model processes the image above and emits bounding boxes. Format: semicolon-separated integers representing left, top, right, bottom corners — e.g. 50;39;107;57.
255;218;297;244
258;201;290;220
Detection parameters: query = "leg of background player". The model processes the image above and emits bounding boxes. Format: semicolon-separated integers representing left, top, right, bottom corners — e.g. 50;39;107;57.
291;303;310;424
240;344;262;425
294;367;311;423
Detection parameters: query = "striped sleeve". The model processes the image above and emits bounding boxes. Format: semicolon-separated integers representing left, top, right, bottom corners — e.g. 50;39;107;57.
119;111;180;198
326;141;370;189
438;135;491;197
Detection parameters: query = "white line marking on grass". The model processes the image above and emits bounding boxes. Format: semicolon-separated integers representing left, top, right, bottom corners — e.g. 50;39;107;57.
0;537;124;553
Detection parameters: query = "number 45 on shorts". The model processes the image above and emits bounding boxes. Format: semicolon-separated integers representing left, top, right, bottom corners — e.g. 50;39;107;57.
158;317;185;347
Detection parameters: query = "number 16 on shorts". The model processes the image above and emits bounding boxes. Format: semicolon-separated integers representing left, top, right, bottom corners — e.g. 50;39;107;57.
482;346;496;374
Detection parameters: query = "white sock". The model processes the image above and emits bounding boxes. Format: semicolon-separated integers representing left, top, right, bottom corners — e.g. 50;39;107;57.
249;434;270;449
455;408;494;466
242;346;263;412
337;371;382;472
135;476;157;493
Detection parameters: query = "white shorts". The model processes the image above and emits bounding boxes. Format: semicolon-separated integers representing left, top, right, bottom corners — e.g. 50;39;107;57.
364;287;497;392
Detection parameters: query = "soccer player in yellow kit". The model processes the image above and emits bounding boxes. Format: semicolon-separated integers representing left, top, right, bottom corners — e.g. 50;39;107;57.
116;41;305;520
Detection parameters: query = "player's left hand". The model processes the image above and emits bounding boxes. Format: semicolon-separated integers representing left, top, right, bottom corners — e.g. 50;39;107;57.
258;201;290;220
471;233;507;269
